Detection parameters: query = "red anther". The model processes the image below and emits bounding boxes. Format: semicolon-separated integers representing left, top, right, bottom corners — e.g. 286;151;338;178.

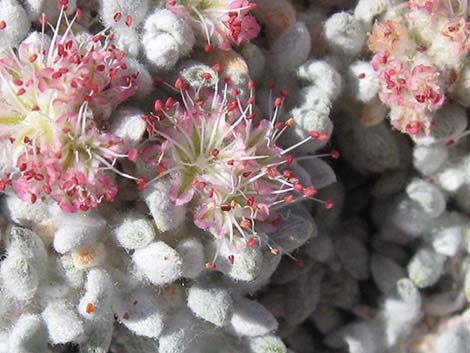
84;95;92;102
8;137;15;144
125;15;133;27
201;72;212;80
182;82;190;90
96;64;105;72
16;88;26;96
247;197;255;207
246;113;256;120
0;180;5;192
228;100;238;112
294;183;303;192
303;187;317;197
75;7;82;20
127;149;138;162
242;171;251;178
330;150;340;159
205;262;216;269
29;53;38;63
231;88;239;96
0;21;6;30
195;98;204;106
283;195;294;203
274;122;285;130
39;16;47;25
23;136;31;144
228;255;235;265
57;44;65;57
268;82;276;89
211;148;219;157
290;178;299;185
165;97;175;109
271;248;280;255
415;94;425;103
248;97;255;104
197;181;207;189
357;73;366;79
207;187;214;198
211;63;221;72
30;193;37;204
42;185;52;194
285;154;294;166
248;80;256;89
136;177;147;190
92;34;102;43
221;204;231;211
268;167;277;178
318;133;329;141
274;97;283;107
227;159;234;166
295;260;305;268
324;200;334;209
51;71;62;79
174;78;184;89
13;79;23;86
34;173;44;181
224;77;232;86
246;238;257;248
446;139;456;146
280;90;289;97
204;44;214;52
271;217;281;227
156;163;166;174
90;83;99;94
282;170;293;179
154;99;163;112
308;131;319;139
240;219;252;228
192;178;199;186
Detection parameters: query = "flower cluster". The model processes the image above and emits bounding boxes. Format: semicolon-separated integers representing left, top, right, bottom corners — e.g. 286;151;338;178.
137;72;334;253
0;5;137;212
167;0;260;51
367;0;470;136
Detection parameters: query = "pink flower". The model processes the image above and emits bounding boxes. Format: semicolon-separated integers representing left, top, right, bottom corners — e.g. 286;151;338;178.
368;20;413;56
375;59;411;106
407;64;444;111
441;17;470;54
390;106;432;136
137;74;333;249
166;0;260;50
0;6;138;212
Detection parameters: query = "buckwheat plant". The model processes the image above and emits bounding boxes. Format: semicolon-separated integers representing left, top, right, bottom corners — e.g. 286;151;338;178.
138;71;335;263
166;0;260;51
367;0;470;137
0;1;138;212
